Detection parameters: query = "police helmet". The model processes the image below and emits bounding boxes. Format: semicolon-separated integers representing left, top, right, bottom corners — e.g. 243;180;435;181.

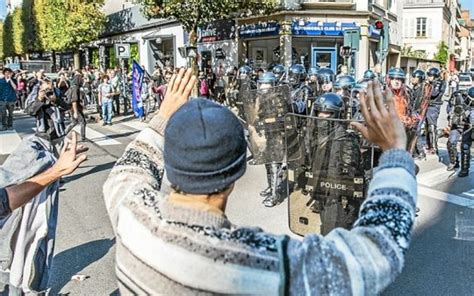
258;71;277;85
427;67;440;78
411;69;426;81
308;66;320;77
314;93;345;116
352;81;368;94
452;90;465;106
238;65;252;76
387;67;406;80
289;64;307;83
317;68;335;84
272;64;285;75
363;70;376;80
468;86;474;99
334;75;356;90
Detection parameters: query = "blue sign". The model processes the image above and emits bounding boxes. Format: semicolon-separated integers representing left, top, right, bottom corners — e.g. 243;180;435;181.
239;22;280;38
368;25;381;38
292;21;359;36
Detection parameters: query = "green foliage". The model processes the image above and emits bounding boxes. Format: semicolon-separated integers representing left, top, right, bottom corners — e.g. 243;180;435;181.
130;43;140;64
91;48;100;68
12;7;25;55
137;0;280;43
109;46;117;69
41;0;106;52
0;22;3;59
434;41;449;65
401;46;427;59
3;13;14;58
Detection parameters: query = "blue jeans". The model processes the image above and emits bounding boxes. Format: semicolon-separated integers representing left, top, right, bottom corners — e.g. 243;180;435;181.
102;100;113;124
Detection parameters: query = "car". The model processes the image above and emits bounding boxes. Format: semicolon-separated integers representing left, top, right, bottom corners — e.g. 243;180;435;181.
458;73;472;91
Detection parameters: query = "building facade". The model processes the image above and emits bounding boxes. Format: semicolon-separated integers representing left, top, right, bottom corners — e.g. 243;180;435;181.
235;0;403;79
402;0;462;71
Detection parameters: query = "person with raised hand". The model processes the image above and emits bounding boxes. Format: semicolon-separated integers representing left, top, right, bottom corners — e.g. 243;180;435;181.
104;71;417;295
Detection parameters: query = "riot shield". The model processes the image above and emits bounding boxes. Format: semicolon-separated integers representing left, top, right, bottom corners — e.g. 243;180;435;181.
285;114;373;236
241;85;293;165
407;83;431;154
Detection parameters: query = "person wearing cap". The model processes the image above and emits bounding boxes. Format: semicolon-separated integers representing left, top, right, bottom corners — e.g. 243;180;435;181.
104;69;417;295
0;68;18;130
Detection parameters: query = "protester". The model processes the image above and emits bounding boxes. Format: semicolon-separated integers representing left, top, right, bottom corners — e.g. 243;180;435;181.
0;132;87;294
0;68;18;130
16;72;27;110
65;73;87;141
98;74;114;126
104;69;417;294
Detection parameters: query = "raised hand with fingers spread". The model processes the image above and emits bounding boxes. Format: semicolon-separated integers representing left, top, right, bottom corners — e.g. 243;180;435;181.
351;80;407;151
51;132;89;178
158;68;197;120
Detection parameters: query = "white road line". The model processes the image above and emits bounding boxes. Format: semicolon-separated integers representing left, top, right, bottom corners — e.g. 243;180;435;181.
73;126;121;146
120;120;149;131
462;189;474;198
0;130;23;155
419;186;474;209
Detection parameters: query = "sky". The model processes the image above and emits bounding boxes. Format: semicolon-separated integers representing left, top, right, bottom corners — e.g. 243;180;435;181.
460;0;474;13
0;0;6;20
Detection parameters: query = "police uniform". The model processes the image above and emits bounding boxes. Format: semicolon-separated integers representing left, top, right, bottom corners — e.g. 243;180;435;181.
425;68;446;153
307;93;364;235
447;88;474;177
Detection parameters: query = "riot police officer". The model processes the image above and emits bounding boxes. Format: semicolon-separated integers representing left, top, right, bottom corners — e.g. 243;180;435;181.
362;69;376;82
308;93;364;234
426;67;446;154
306;67;320;96
410;69;430;158
272;64;286;84
289;64;310;114
446;88;474;177
252;72;286;206
387;68;415;126
317;68;335;95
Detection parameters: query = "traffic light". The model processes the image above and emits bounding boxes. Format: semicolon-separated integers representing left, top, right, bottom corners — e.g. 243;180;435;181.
374;20;384;32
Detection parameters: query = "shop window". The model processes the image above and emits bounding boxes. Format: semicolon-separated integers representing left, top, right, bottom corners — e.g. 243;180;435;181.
416;18;427;38
150;37;175;68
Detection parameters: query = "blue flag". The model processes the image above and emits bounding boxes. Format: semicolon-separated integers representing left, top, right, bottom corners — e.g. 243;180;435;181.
132;60;145;118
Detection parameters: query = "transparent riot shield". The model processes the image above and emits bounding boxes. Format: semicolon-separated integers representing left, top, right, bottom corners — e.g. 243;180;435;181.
285;114;373;236
407;83;431;154
241;85;293;165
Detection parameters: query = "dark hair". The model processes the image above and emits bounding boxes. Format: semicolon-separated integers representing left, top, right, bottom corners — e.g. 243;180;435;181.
3;68;13;74
102;74;110;81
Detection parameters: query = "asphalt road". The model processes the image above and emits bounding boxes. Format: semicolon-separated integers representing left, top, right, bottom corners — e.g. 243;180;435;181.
1;105;473;295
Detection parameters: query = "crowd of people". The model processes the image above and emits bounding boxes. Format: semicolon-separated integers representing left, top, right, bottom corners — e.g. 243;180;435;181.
0;57;471;294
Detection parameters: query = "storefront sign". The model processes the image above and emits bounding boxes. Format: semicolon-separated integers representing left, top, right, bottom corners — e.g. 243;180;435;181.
198;20;236;43
292;21;359;36
239;22;280;38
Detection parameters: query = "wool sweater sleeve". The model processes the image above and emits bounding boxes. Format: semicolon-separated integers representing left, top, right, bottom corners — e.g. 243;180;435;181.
103;115;170;231
286;149;417;295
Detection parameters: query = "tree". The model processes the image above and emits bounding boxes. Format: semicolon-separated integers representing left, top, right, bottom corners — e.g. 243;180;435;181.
137;0;279;91
40;0;106;68
434;41;449;65
401;45;427;59
3;13;14;58
12;7;25;55
0;21;4;60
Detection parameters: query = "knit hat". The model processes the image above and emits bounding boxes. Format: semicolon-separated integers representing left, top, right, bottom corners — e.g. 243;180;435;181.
164;99;247;194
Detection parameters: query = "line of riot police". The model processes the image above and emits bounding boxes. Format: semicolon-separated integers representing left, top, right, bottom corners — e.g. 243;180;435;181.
223;63;473;236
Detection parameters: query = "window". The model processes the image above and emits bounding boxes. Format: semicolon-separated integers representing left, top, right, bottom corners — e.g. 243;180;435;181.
416;17;427;37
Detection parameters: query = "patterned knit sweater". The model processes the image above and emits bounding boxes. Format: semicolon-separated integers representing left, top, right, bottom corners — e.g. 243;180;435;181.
103;115;417;295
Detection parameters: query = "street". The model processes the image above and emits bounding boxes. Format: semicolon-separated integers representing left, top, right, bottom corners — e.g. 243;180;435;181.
0;108;473;295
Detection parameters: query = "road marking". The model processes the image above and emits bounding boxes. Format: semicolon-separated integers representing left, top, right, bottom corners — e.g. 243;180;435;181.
73;126;121;146
419;186;474;209
0;130;23;155
120;120;148;131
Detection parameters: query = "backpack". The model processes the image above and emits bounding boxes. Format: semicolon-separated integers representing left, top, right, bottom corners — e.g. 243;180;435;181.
199;79;209;96
24;84;41;116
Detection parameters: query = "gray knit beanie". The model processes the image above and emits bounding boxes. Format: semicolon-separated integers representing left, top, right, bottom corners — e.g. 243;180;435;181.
164;99;247;194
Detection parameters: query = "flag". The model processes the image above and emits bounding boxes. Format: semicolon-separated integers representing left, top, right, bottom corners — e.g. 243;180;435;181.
132;60;145;118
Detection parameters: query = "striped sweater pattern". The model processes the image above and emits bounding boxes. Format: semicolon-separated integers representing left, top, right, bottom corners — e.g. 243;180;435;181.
103;115;417;295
